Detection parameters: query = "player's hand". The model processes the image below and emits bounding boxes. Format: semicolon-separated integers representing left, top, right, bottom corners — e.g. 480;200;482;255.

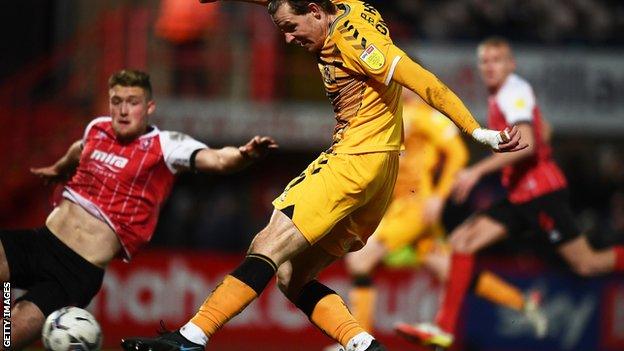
472;126;527;152
452;168;481;204
496;125;527;153
30;165;66;185
423;196;444;225
239;136;279;160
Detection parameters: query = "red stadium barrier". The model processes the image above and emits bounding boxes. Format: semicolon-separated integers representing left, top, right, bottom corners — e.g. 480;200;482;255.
86;250;624;351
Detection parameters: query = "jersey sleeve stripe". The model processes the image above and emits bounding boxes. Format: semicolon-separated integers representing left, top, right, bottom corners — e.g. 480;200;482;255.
330;4;351;35
384;55;403;86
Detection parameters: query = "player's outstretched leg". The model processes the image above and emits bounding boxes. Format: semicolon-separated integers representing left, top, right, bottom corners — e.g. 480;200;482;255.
392;252;473;348
121;210;307;350
395;272;549;347
121;253;277;351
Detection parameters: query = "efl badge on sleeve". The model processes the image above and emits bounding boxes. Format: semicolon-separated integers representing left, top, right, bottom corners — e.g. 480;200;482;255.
360;44;385;70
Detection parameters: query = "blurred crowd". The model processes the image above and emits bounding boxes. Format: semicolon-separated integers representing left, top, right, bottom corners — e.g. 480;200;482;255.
377;0;624;45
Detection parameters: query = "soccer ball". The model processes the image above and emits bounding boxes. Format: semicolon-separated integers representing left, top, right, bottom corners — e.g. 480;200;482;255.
41;307;102;351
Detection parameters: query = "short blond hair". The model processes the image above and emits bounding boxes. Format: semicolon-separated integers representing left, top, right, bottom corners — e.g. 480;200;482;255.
478;36;513;53
108;69;153;100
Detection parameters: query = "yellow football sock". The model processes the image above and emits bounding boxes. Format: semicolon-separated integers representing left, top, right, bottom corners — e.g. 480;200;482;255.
190;275;258;337
474;270;524;311
311;294;366;346
348;287;377;332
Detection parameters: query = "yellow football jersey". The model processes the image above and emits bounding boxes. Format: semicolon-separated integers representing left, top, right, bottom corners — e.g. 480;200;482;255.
320;0;407;154
393;98;467;198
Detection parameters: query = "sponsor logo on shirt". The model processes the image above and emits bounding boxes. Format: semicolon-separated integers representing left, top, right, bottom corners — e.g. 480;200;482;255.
140;138;153;151
360;44;385;70
90;149;129;171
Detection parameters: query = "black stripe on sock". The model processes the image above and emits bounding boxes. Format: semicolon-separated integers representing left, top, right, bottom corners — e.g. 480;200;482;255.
294;280;337;318
231;254;277;295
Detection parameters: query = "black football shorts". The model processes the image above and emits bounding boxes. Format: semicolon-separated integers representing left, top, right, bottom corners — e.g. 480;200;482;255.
0;227;104;316
483;189;581;247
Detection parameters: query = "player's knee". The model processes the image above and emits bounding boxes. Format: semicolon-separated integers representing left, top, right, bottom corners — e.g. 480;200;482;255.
249;222;310;267
570;261;593;277
346;239;386;275
448;225;469;243
449;233;473;254
564;252;601;277
248;225;271;251
8;301;46;349
248;229;287;266
0;242;10;281
276;263;317;300
344;252;373;276
276;263;293;296
449;240;465;253
569;259;600;277
460;241;480;255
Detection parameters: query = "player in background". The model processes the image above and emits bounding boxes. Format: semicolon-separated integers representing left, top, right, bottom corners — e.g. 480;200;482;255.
339;90;468;337
396;36;624;350
121;2;524;351
0;69;277;350
324;91;546;351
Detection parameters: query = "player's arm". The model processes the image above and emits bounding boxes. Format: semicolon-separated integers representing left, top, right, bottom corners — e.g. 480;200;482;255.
392;57;525;152
30;140;83;183
469;123;536;175
193;136;278;174
453;123;536;203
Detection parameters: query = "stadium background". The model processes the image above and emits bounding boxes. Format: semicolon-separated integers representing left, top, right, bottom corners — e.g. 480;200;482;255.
1;0;623;350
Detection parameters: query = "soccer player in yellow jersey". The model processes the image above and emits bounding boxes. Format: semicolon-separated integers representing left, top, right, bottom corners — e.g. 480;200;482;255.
122;2;524;351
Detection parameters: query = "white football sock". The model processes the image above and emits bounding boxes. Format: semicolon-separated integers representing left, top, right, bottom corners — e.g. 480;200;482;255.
180;321;209;346
346;331;374;351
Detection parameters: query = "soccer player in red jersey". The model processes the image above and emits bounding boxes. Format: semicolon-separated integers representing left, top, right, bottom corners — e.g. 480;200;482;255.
0;69;277;349
395;37;624;349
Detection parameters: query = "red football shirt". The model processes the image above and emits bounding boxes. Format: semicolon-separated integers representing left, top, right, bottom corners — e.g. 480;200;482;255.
63;117;207;259
487;74;567;204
